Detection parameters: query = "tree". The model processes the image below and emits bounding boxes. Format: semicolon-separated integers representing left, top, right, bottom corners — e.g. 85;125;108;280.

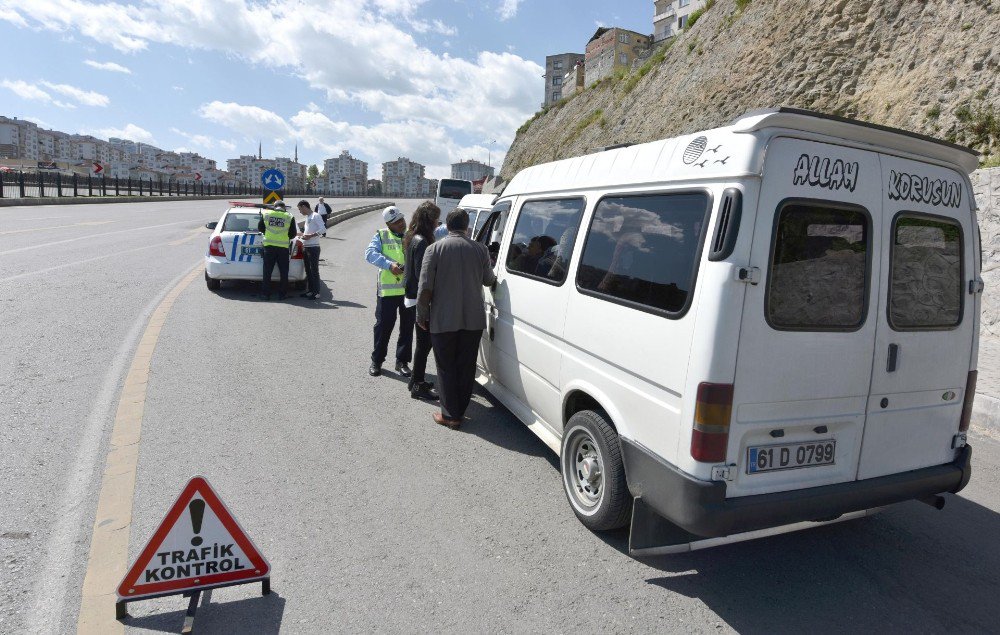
308;164;320;180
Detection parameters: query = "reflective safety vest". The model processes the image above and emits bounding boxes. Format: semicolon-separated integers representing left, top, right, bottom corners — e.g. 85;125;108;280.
377;228;405;297
261;209;294;248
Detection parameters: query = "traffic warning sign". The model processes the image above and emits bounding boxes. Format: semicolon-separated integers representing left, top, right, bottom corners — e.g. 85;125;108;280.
117;476;270;602
263;190;283;205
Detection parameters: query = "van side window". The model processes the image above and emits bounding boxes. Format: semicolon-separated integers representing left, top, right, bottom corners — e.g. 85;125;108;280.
766;203;869;330
889;214;962;329
576;192;709;315
505;198;585;284
477;201;511;267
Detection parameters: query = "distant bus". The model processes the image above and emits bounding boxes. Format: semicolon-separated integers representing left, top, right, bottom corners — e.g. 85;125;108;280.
435;179;473;217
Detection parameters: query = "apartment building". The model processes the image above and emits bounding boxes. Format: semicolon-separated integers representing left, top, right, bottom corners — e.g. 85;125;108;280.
542;53;585;107
324;150;369;196
0;116;39;160
584;27;652;86
451;159;495;182
653;0;707;41
560;59;587;99
382;157;435;197
275;156;307;190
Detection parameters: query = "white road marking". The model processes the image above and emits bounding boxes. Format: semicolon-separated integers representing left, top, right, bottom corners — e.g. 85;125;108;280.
0;220;114;235
24;261;203;635
0;243;161;283
0;219;202;256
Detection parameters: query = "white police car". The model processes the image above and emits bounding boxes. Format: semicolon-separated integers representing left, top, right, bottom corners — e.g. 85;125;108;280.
204;202;306;291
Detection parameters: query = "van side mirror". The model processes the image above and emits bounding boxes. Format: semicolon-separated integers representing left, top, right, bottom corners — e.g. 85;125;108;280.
205;221;218;230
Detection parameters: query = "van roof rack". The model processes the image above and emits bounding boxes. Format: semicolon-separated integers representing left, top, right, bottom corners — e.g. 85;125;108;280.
590;143;634;153
735;107;978;157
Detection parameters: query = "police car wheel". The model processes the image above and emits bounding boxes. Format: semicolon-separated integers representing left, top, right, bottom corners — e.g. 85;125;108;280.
205;271;221;291
561;410;631;531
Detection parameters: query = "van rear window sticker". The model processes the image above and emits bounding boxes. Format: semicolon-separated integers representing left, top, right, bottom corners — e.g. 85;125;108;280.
792;154;859;192
887;170;962;209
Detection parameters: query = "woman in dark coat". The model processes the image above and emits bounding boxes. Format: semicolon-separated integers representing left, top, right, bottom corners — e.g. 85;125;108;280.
403;201;441;400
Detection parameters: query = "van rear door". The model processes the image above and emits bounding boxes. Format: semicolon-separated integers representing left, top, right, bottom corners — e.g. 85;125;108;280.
727;138;883;498
858;157;975;479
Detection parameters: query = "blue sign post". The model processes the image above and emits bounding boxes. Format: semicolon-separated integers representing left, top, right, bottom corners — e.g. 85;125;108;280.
261;169;285;191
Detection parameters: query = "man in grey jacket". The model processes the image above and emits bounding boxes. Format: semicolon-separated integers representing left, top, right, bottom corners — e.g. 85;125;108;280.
417;209;496;428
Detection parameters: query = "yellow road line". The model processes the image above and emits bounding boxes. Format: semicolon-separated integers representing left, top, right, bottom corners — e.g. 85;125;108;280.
77;264;203;634
0;220;114;235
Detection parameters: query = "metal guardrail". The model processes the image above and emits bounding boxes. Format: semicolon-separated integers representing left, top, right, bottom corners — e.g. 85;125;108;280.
0;170;278;199
325;202;395;228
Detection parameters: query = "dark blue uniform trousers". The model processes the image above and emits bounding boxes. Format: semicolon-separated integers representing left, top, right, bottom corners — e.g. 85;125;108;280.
371;294;414;365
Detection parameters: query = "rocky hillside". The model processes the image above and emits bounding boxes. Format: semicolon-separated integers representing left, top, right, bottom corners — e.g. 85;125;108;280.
502;0;1000;181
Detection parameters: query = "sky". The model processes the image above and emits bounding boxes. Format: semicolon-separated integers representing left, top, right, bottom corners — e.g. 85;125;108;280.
0;1;650;179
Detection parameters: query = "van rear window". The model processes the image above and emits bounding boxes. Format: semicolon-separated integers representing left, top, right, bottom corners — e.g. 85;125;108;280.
766;203;869;330
889;215;962;329
576;193;709;315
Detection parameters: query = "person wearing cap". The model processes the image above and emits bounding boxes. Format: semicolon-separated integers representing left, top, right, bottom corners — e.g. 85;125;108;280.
257;200;297;300
315;197;332;237
364;206;413;377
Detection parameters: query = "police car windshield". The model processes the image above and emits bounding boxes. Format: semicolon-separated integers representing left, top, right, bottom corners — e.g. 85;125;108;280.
222;212;262;233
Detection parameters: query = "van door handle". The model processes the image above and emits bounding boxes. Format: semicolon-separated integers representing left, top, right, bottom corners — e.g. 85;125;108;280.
887;344;899;372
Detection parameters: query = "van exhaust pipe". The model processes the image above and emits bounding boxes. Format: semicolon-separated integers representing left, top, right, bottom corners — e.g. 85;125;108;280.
918;495;946;510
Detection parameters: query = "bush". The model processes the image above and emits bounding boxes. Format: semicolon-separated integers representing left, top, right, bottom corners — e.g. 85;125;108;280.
686;0;716;29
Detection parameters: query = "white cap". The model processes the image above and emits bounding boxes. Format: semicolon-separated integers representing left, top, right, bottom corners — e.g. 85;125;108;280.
382;206;403;224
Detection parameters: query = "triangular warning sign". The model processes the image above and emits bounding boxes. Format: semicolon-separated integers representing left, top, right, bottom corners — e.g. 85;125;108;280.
117;476;270;600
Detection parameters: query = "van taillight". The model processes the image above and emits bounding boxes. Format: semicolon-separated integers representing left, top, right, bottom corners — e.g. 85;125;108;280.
209;235;225;257
959;370;977;432
691;382;734;463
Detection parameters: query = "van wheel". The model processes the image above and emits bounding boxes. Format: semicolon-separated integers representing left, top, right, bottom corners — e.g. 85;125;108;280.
561;410;631;531
205;271;221;291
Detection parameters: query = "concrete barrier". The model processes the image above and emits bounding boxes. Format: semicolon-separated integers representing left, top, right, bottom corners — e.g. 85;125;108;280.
0;195;255;208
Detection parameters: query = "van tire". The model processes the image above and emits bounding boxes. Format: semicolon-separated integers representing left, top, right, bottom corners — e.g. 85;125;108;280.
205;272;221;291
561;410;631;531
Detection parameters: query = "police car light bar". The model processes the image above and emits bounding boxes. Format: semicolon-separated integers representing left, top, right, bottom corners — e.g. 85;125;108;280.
229;201;267;208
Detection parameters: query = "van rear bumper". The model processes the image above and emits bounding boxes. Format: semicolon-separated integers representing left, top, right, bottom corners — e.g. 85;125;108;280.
621;438;973;539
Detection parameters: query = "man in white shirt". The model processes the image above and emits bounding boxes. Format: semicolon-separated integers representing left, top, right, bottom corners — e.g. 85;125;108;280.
297;200;325;299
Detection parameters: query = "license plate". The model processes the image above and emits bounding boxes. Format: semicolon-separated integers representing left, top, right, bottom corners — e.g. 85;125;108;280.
747;440;836;474
242;246;262;256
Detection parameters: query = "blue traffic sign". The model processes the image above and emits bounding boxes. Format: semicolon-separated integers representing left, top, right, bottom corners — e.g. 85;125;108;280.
261;169;285;191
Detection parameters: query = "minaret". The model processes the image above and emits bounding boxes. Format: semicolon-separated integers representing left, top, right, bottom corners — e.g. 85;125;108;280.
294;144;298;163
258;141;262;159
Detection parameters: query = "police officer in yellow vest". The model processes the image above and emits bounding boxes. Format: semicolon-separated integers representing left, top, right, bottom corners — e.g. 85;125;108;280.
257;200;297;301
364;206;414;377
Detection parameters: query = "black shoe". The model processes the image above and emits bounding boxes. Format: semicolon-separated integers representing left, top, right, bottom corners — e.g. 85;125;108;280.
395;362;412;377
369;362;382;377
411;382;439;401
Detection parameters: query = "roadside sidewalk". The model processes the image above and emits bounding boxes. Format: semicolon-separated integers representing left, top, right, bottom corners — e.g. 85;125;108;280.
973;337;1000;435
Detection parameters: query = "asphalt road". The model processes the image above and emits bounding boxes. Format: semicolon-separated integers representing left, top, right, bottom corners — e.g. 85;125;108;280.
2;199;999;634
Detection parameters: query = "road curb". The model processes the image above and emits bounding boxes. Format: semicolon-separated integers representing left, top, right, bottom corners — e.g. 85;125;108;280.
326;202;395;228
972;392;1000;435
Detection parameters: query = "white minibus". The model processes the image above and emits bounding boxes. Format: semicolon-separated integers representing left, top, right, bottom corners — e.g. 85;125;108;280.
456;193;498;238
474;108;979;554
435;178;473;217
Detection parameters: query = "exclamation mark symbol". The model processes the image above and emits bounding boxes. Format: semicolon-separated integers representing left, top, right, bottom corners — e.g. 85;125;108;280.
189;499;205;546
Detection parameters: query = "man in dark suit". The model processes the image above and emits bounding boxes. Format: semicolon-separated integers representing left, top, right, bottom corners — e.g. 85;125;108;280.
417;209;496;429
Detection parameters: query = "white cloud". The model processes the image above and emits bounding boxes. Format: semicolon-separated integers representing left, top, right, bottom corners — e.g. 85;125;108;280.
84;59;132;74
498;0;522;21
1;1;543;168
39;81;109;106
200;102;504;179
0;79;75;109
94;123;154;143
